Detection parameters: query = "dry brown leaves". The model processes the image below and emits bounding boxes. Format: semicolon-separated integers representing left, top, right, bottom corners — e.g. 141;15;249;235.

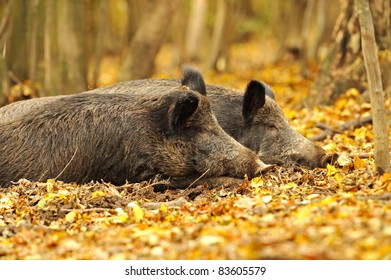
1;163;390;260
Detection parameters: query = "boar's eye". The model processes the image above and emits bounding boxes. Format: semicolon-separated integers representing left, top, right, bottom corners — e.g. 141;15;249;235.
266;123;278;130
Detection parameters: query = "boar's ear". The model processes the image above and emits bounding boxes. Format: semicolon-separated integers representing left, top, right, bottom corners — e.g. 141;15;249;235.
169;92;200;133
262;82;276;100
181;66;207;95
242;80;266;124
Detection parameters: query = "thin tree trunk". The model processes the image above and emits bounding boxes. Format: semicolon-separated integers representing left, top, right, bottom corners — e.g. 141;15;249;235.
120;0;179;80
206;0;232;71
274;0;307;62
356;0;390;174
44;0;55;96
300;0;315;76
125;0;145;47
0;0;13;44
169;0;186;68
57;0;88;94
92;0;108;88
29;0;39;97
6;0;29;82
0;0;13;103
185;0;208;62
307;0;326;60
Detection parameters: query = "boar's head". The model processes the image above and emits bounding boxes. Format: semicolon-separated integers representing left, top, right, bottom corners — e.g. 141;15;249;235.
236;80;337;169
157;74;269;187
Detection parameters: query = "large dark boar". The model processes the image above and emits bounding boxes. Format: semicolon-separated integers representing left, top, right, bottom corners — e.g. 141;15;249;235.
0;68;336;169
0;76;268;188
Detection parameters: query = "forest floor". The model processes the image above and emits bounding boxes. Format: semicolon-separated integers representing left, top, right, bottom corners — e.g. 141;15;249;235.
1;41;391;260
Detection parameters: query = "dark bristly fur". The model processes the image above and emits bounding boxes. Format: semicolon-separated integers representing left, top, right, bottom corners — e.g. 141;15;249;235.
0;67;336;174
0;71;267;188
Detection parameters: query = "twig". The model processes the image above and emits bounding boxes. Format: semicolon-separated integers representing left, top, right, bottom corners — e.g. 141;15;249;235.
8;71;22;85
187;168;210;189
60;207;113;213
54;147;78;180
315;122;342;133
310;115;372;141
0;0;13;44
348;153;374;159
142;197;188;210
102;182;122;197
356;193;391;201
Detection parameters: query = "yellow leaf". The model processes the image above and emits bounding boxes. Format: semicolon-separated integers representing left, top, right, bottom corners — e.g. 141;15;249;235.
323;143;337;153
353;155;366;169
132;203;144;222
315;180;327;186
37;197;46;208
250;177;264;188
335;97;347;110
281;182;297;189
251;177;264;195
335;173;343;188
307;194;320;200
91;190;106;199
65;211;77;222
200;235;224;246
380;173;391;183
0;197;13;209
345;88;360;98
160;203;167;214
111;214;128;224
327;164;337;176
320;196;337;206
37;193;58;208
46;179;56;185
262;195;272;204
354;127;367;140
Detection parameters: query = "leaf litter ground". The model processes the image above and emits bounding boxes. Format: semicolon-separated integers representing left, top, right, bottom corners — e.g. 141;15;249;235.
1;60;391;260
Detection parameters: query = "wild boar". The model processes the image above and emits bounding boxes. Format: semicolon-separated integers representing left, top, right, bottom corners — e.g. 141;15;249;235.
88;68;337;168
0;74;268;188
0;67;336;169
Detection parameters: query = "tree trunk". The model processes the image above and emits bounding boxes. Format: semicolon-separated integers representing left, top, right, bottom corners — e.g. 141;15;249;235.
125;0;146;48
92;0;108;88
43;0;56;96
308;0;391;105
299;0;315;76
185;0;208;62
57;0;88;94
5;0;29;82
28;0;39;97
206;0;233;71
274;0;307;62
356;0;390;174
307;0;326;60
120;0;179;80
0;0;13;104
167;0;186;68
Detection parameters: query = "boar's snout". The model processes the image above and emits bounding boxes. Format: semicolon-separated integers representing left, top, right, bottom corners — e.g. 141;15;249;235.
320;152;339;167
294;144;338;169
212;140;272;180
255;158;273;175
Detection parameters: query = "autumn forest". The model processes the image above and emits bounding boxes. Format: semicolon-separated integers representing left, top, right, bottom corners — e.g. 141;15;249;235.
0;0;390;261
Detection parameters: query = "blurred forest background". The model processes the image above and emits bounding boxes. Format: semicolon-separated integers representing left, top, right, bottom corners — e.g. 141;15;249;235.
0;0;390;107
